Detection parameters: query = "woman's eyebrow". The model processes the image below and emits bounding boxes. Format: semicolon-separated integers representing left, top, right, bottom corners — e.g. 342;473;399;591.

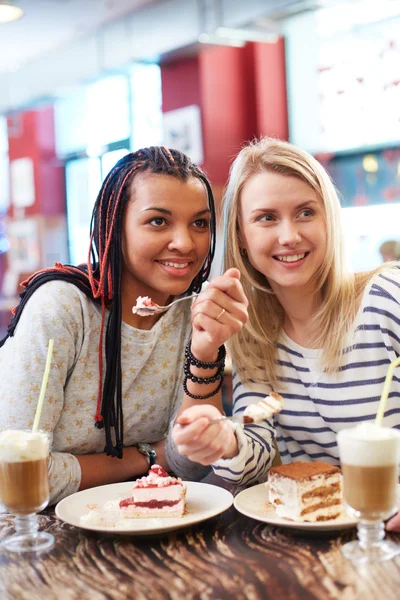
193;209;211;217
141;207;210;217
141;207;172;215
250;199;318;215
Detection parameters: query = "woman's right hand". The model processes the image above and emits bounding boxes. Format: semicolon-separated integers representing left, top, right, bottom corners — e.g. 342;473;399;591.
190;268;248;362
173;404;239;464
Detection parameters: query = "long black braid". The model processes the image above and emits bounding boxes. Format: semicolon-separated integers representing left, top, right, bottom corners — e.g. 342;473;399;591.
1;147;216;458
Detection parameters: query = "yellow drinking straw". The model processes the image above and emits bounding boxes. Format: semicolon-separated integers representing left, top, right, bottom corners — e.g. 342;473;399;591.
32;339;54;433
375;355;400;426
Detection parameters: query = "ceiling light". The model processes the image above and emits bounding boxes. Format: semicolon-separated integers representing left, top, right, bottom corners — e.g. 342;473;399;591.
0;1;23;24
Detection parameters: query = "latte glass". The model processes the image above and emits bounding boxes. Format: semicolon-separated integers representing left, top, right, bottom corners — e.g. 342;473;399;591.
337;423;400;564
0;430;54;552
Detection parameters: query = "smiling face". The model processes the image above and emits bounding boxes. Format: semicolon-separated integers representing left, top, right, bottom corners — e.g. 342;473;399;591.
121;173;210;305
239;170;327;296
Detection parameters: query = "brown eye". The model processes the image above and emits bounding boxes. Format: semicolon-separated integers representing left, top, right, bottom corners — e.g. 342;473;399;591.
149;217;166;227
193;219;208;228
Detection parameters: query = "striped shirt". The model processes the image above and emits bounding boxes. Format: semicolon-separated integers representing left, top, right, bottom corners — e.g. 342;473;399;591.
212;268;400;486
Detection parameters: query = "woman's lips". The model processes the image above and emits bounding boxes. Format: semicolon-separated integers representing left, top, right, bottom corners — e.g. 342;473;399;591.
273;252;310;267
157;260;192;277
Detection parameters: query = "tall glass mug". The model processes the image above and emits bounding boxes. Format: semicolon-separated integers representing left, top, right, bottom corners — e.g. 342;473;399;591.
337;423;400;564
0;430;55;552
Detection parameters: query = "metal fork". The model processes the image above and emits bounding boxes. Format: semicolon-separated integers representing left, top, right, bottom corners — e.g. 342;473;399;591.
176;415;247;427
134;292;200;316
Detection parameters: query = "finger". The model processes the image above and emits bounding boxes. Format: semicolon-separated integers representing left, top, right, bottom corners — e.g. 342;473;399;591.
192;314;214;342
177;427;227;461
192;295;248;326
193;312;243;343
182;446;227;465
173;418;211;444
208;275;248;304
176;405;223;425
385;511;400;531
182;423;232;462
224;267;240;280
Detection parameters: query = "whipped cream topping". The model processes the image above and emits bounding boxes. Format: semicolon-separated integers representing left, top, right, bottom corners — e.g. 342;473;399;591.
132;296;158;316
0;430;49;462
243;392;284;423
132;464;180;488
337;422;400;467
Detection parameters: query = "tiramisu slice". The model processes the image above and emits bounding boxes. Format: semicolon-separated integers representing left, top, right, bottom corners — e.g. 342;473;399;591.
119;465;186;518
268;461;342;522
242;392;284;424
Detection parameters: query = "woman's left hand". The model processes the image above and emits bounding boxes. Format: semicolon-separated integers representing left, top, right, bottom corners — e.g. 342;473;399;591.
173;404;239;465
190;267;248;362
386;510;400;532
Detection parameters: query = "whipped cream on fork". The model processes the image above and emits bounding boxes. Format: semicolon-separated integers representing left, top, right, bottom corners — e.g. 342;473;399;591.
132;296;159;316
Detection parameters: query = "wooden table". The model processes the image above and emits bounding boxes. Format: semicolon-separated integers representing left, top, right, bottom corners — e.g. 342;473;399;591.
0;503;399;600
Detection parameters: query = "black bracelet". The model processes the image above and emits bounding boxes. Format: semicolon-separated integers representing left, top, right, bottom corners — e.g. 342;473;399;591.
183;376;224;400
183;362;224;384
185;339;226;369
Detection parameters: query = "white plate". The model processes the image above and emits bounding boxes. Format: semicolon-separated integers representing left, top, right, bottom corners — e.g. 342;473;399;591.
56;481;233;535
235;483;360;533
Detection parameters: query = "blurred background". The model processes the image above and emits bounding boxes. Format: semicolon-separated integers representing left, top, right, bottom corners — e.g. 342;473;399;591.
1;0;400;335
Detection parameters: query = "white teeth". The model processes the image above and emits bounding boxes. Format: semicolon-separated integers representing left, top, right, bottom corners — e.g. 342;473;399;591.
276;253;306;263
160;261;189;269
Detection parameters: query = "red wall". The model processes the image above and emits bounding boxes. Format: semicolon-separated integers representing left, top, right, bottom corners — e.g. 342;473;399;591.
160;40;288;187
253;38;289;140
161;57;201;112
199;44;258;185
7;106;65;218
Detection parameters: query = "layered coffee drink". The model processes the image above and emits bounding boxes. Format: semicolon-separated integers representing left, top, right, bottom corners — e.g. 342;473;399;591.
0;430;50;515
337;422;400;520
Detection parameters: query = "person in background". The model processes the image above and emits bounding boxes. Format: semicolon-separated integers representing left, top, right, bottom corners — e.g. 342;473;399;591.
175;137;400;531
0;146;249;505
379;240;400;263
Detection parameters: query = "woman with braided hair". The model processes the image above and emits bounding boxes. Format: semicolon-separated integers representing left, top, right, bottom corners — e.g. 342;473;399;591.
0;146;249;504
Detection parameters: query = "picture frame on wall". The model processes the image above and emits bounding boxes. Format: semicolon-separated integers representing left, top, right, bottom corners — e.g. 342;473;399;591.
162;105;204;165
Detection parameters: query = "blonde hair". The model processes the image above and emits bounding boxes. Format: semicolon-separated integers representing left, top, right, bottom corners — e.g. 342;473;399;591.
223;137;380;385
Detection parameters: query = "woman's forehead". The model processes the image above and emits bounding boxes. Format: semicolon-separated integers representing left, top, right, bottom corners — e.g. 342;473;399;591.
240;171;319;205
128;172;209;211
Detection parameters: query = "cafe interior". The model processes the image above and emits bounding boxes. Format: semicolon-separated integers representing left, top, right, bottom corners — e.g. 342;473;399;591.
0;0;400;598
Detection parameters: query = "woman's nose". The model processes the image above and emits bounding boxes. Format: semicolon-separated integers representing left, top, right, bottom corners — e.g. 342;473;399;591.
168;227;196;253
278;221;302;247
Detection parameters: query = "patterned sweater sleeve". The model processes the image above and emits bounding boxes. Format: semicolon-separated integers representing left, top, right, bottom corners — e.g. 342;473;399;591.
0;282;82;505
211;368;276;486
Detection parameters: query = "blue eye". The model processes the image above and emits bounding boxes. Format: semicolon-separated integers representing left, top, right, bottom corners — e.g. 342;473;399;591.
299;209;314;218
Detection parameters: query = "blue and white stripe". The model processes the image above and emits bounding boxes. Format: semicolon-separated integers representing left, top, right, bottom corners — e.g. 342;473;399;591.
212;268;400;485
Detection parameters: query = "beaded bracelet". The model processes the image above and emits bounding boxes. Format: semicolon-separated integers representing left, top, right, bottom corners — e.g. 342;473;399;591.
184;362;224;384
183;376;224;400
184;340;226;369
182;339;226;399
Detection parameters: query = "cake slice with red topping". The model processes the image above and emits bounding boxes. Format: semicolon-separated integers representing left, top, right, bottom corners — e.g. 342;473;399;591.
132;296;159;316
118;465;186;518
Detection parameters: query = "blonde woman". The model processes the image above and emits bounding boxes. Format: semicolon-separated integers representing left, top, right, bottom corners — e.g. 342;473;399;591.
217;136;400;529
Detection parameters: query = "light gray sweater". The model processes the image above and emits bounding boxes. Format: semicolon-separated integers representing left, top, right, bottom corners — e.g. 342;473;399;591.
0;280;210;504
